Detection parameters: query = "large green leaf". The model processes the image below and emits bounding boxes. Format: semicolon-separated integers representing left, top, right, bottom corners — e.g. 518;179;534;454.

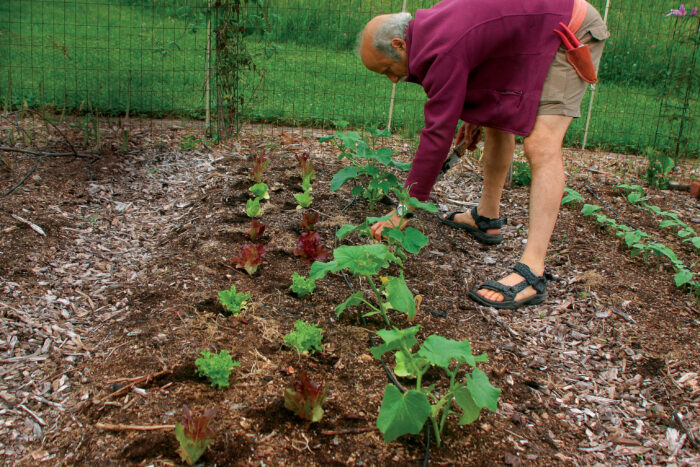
466;369;500;412
453;385;482;425
674;269;694;287
376;385;431;442
406;197;438;213
581;204;602;216
309;260;339;280
370;326;421;360
335;291;365;317
330;166;359;191
332;244;400;276
417;335;487;369
384;273;416;319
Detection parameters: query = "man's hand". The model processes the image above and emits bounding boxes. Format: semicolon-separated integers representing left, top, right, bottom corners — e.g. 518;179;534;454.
370;210;411;241
455;122;482;151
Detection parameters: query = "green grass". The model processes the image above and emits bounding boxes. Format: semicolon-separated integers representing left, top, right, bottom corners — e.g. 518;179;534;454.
0;0;697;156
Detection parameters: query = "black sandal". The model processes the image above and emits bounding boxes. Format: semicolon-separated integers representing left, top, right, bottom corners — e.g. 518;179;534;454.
468;262;554;310
437;206;507;245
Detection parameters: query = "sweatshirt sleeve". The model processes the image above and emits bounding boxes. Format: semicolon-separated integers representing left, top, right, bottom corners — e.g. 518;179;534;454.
404;54;468;201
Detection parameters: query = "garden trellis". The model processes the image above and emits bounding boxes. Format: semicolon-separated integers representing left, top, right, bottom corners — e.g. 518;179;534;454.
0;0;698;157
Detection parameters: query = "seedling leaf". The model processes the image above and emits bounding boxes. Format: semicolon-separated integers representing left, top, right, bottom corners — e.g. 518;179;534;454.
384;273;416;319
376;385;431;442
417;335;487;369
330;166;359;191
174;405;215;466
284;320;323;354
217;285;250;315
195;350;240;389
466;368;500;412
290;272;316;297
284;371;326;422
335;291;364;317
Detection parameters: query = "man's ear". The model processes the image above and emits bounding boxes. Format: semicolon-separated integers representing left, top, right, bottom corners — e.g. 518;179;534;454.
390;38;405;50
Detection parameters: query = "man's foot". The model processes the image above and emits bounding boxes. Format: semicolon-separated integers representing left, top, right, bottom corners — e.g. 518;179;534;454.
468;263;552;310
436;206;507;245
476;271;536;303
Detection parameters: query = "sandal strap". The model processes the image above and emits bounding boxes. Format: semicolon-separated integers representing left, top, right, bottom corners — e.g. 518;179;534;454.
480;279;530;302
512;262;552;294
471;206;508;231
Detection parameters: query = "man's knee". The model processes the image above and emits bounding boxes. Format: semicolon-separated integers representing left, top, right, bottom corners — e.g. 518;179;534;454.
523;116;570;167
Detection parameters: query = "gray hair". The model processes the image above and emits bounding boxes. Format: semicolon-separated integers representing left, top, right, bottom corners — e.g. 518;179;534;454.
356;12;412;62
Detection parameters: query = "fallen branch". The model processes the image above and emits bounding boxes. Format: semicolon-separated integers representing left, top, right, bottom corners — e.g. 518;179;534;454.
95;422;175;431
1;164;37;198
19;404;47;426
0;145;97;159
8;213;46;236
106;368;172;399
610;307;636;324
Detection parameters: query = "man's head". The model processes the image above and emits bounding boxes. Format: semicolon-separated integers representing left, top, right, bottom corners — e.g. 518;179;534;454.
357;12;412;83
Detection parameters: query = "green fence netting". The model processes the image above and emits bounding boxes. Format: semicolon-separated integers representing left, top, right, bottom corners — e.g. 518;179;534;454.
1;0;697;156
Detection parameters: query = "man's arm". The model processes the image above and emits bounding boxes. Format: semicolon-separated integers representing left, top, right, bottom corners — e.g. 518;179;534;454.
371;54;468;241
404;54;469;201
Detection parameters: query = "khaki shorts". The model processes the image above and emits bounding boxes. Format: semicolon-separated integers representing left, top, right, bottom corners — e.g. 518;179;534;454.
538;3;610;117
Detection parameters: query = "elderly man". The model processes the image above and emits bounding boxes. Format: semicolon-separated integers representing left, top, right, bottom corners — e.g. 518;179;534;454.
359;0;608;310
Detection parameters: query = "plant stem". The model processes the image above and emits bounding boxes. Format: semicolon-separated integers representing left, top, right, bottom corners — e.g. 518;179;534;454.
367;276;390;326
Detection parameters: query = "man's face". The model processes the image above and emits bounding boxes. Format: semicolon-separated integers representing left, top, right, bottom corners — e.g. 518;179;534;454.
360;19;408;84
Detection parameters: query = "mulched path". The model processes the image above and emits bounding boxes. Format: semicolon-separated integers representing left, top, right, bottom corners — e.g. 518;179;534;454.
1;115;698;466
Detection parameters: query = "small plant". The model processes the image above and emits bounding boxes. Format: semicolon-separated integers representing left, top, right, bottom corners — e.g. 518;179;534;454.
180;135;203;150
371;326;500;446
511;161;531;186
300;212;318;232
246;197;261;218
643;147;674;189
294;152;316;181
561;187;585;205
284;320;323;354
580;203;698;293
320;129;410;210
284;371;327;422
248;219;266;242
310;244;413;325
294;231;329;263
616;184;699;249
195;350;240;389
337;190;437;256
217;285;250;316
290;272;316;297
231;244;267;275
250;151;269;183
246;182;269;218
294;190;313;209
174;405;215;466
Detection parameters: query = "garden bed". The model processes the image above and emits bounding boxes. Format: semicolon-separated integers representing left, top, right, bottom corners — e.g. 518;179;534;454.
1;116;699;465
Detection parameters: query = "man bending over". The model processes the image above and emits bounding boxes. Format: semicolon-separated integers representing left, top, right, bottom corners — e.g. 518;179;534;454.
358;0;608;310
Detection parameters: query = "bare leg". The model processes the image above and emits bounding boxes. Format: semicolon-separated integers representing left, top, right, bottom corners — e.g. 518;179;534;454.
477;115;571;303
447;127;515;233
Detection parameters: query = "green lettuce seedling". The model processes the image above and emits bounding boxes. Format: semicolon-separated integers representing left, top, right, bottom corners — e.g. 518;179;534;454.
284;320;323;354
195;350;240;389
174;405;215;465
294;190;313;209
371;326;500;446
217;285;250;315
290;272;316;297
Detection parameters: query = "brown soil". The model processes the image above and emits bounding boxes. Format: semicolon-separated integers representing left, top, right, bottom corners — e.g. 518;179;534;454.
1;116;699;466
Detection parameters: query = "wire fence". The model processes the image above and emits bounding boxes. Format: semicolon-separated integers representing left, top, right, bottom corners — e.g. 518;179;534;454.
1;0;698;157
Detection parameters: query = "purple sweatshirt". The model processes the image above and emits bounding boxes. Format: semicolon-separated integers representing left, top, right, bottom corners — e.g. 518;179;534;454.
403;0;573;201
